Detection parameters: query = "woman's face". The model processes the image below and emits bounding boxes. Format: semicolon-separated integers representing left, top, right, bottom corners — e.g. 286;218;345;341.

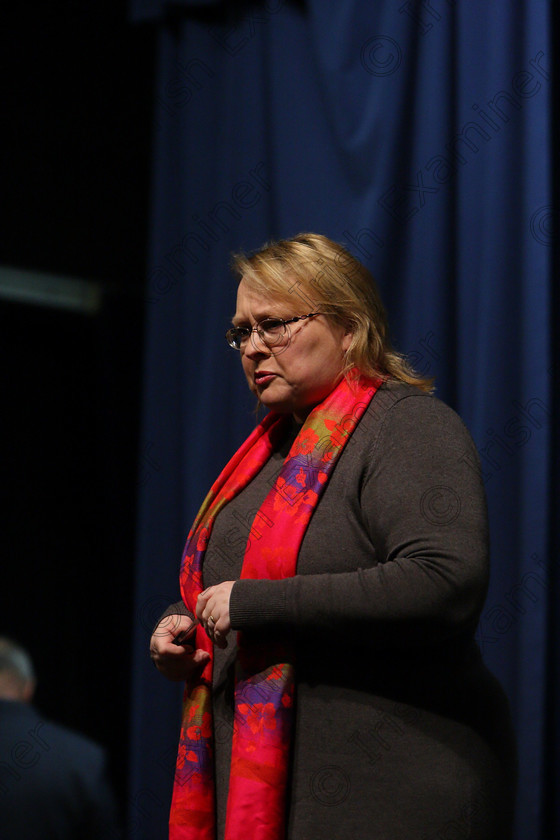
233;278;352;422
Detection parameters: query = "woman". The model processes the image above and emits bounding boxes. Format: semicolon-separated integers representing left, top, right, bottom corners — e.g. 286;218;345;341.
150;234;516;840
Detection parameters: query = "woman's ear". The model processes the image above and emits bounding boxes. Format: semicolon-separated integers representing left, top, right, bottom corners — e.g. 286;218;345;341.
341;326;353;354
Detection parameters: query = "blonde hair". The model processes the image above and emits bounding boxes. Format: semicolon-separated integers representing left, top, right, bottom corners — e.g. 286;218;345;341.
231;233;434;393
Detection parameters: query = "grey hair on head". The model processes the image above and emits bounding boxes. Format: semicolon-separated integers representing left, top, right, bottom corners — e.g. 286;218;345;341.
0;637;36;685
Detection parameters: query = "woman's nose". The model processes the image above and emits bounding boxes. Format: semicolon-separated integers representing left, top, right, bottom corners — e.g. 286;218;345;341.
243;332;270;358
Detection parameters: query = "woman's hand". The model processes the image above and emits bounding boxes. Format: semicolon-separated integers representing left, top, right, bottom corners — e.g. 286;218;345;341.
150;614;210;681
196;582;235;649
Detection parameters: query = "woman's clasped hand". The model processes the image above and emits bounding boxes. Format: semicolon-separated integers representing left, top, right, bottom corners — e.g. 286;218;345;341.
196;581;235;648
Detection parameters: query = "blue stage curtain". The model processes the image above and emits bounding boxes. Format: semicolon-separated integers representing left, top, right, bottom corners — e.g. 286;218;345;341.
129;2;556;838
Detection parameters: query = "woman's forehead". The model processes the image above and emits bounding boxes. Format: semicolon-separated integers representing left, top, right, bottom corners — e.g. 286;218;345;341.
234;277;298;318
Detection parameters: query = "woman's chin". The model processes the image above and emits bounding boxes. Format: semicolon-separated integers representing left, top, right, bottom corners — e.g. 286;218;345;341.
258;391;293;415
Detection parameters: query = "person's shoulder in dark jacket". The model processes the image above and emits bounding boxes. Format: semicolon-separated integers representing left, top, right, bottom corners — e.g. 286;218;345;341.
0;638;122;840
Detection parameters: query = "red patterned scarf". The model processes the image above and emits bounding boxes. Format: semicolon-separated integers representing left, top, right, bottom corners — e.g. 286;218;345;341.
169;373;381;839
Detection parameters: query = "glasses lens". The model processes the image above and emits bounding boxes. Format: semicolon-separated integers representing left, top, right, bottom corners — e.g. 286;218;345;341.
226;328;244;349
256;318;287;349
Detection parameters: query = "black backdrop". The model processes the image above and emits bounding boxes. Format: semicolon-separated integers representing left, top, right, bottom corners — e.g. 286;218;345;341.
1;1;154;830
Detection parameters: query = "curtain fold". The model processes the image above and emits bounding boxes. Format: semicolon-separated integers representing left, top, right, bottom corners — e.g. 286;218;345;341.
129;2;555;837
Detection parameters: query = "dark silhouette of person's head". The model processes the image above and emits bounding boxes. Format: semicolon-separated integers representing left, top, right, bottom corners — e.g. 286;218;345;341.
0;637;36;703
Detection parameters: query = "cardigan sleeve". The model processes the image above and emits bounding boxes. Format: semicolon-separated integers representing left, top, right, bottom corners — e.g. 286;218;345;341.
153;600;192;632
229;393;489;648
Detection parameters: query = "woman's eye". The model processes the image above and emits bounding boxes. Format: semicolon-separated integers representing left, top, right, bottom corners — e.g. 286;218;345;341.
260;319;283;332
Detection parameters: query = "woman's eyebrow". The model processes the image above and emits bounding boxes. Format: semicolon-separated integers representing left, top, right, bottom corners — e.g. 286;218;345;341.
231;309;279;327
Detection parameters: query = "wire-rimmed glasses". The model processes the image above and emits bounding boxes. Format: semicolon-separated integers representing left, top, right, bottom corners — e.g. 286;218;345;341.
225;313;320;353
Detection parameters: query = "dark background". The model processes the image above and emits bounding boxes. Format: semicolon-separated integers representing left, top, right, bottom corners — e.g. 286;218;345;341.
1;0;154;820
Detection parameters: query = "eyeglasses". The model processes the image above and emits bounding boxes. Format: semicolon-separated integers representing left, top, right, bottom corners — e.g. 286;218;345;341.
225;313;320;352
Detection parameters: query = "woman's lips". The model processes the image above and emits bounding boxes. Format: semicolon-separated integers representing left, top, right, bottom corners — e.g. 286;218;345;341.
254;371;276;386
